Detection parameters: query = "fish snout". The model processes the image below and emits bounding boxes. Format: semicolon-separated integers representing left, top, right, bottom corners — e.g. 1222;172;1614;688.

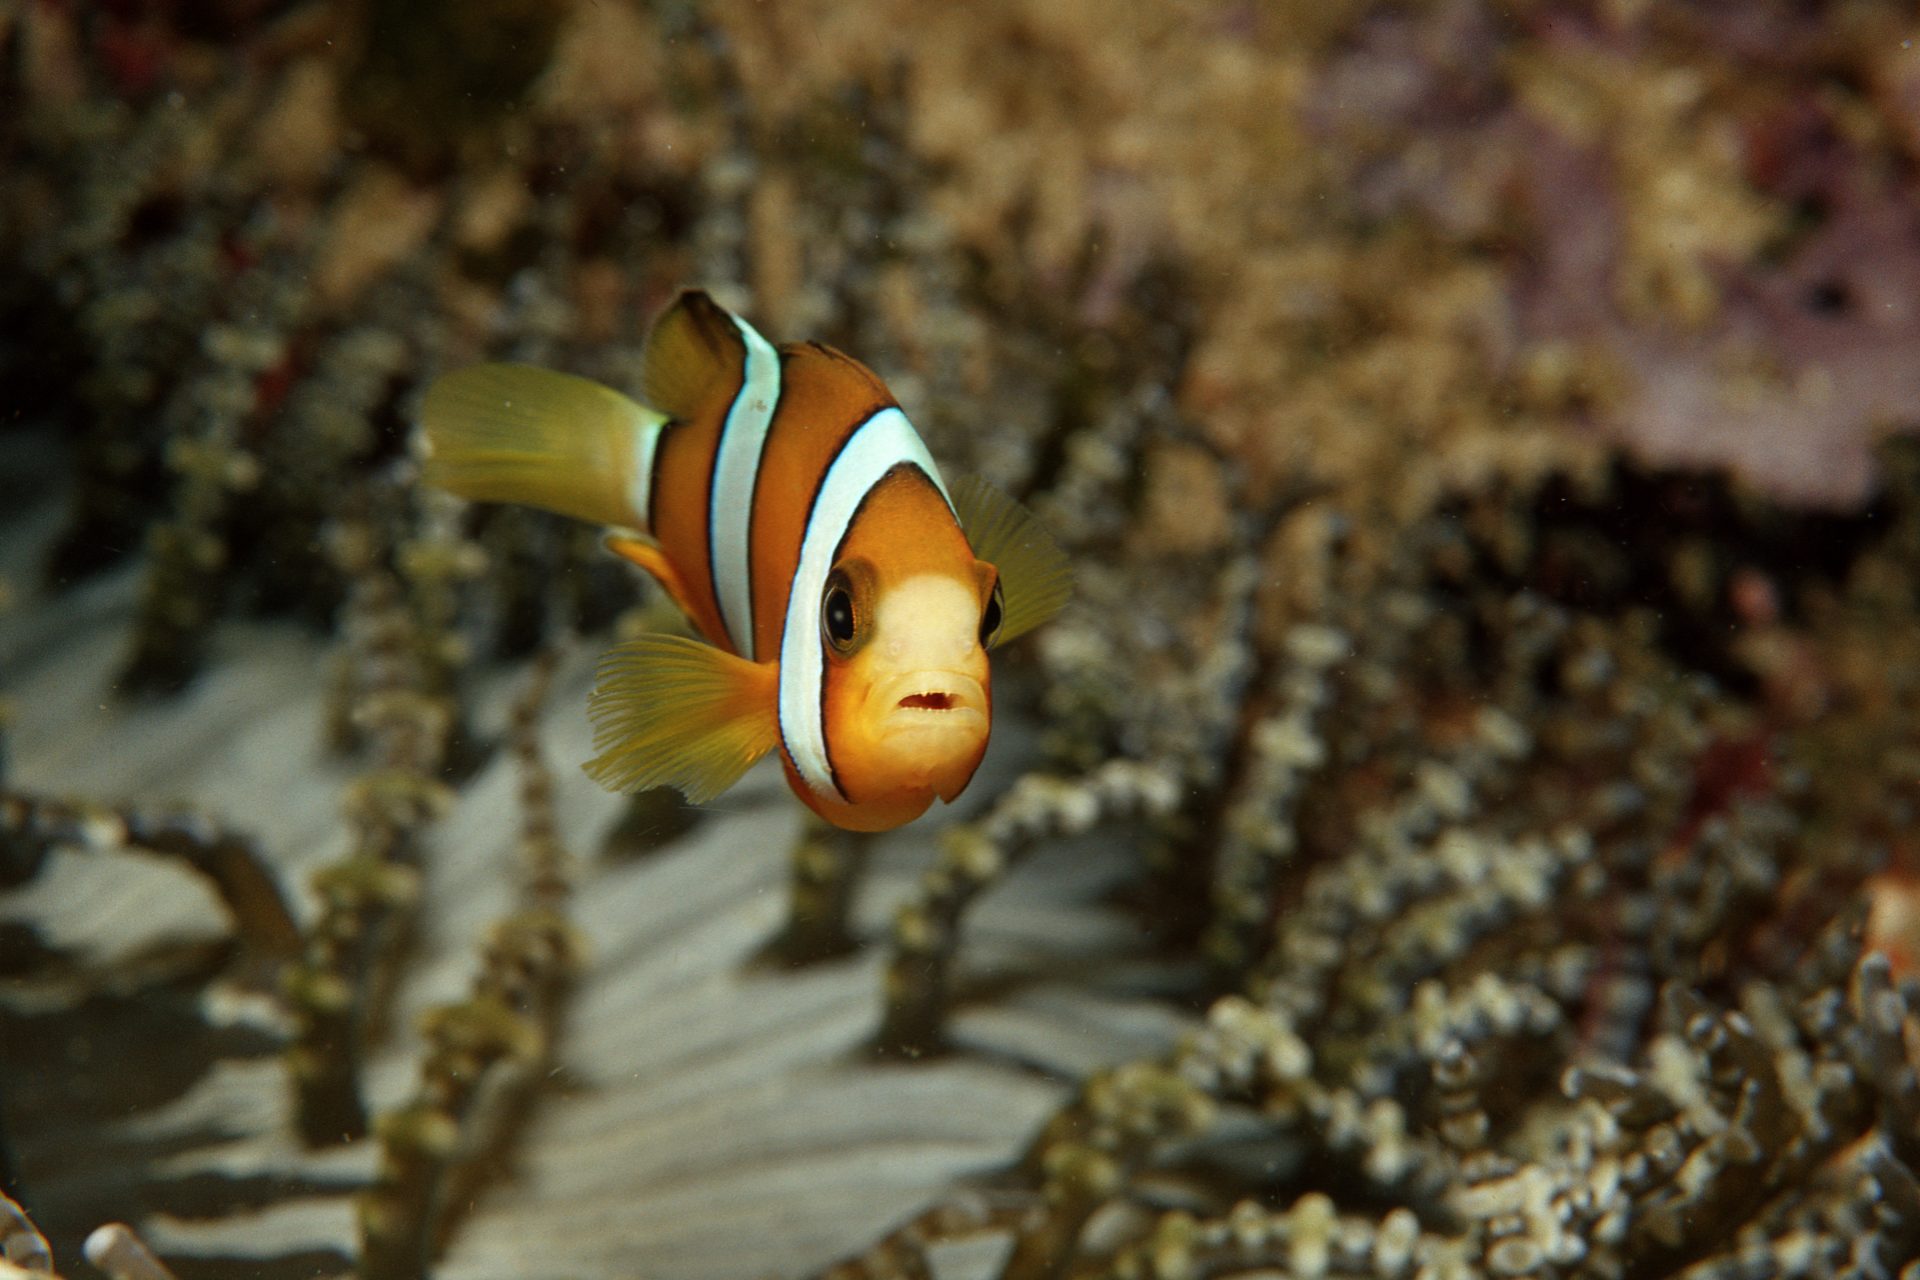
870;671;988;725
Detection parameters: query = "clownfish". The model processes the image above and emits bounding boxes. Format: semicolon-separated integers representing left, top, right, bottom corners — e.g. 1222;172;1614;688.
420;290;1070;832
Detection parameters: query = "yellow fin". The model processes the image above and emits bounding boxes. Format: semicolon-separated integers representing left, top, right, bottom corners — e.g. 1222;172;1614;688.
421;364;663;529
583;634;779;804
605;533;705;627
952;475;1073;643
640;289;743;422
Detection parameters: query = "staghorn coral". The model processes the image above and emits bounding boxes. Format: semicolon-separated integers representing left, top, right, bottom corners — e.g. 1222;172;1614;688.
5;3;1920;1280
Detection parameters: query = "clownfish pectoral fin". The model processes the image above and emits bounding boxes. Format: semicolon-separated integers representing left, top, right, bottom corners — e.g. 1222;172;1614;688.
605;534;706;629
421;364;664;530
582;634;780;804
640;289;748;422
951;475;1073;643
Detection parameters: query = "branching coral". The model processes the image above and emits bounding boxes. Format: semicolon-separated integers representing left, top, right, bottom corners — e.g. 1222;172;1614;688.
282;506;462;1146
878;761;1182;1059
821;459;1920;1276
0;791;298;969
119;247;306;695
359;652;580;1280
767;817;876;967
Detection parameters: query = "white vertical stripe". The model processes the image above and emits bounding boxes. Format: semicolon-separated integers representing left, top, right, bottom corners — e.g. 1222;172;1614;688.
778;408;953;800
628;415;660;531
708;314;782;659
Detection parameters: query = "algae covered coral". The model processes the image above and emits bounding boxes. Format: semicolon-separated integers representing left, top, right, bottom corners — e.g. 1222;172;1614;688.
5;1;1920;1278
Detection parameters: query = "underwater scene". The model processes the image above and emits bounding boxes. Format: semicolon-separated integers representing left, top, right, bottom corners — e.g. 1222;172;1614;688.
5;2;1920;1279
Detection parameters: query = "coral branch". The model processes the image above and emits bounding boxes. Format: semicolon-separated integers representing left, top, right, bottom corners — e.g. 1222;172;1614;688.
1;1193;51;1275
81;1225;177;1280
876;760;1180;1058
358;651;579;1280
0;792;299;962
0;1195;175;1280
282;520;456;1147
767;815;875;967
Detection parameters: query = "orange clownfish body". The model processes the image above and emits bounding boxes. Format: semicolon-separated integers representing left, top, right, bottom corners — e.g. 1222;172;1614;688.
421;290;1070;831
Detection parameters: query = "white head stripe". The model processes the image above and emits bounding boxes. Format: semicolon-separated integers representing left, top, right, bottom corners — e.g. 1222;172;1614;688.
778;407;953;800
708;314;782;659
628;414;660;531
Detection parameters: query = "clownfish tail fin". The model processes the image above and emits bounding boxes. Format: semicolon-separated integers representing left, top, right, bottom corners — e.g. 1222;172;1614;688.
952;475;1073;644
640;289;748;423
421;364;665;531
582;634;780;804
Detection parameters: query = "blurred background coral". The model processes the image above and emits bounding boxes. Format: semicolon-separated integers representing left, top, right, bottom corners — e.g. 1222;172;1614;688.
5;3;1920;1279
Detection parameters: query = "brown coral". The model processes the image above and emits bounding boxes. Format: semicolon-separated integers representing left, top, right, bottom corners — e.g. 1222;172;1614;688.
4;4;1920;1280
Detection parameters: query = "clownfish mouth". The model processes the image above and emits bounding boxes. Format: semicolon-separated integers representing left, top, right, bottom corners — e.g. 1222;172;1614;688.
856;670;991;802
869;672;988;733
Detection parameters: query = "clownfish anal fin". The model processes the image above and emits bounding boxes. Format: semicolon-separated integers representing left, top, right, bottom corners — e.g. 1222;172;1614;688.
641;289;744;422
951;475;1073;644
605;534;705;630
583;634;780;804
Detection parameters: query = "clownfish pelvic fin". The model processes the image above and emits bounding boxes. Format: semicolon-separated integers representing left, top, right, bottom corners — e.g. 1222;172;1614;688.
583;633;780;803
421;364;665;531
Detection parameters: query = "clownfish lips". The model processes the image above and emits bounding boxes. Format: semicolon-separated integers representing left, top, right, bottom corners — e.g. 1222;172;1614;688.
869;671;988;737
866;671;988;800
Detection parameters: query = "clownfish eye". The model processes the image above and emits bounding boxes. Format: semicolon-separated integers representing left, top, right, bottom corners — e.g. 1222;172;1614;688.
822;569;858;654
979;579;1005;648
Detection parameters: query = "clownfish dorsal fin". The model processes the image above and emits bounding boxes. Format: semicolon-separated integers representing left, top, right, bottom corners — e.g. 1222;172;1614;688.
951;475;1073;643
640;289;750;422
582;633;780;804
791;341;893;396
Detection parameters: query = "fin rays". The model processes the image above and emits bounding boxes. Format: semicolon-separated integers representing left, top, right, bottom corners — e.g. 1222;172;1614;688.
952;475;1072;643
421;364;662;530
583;633;779;804
640;290;743;422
